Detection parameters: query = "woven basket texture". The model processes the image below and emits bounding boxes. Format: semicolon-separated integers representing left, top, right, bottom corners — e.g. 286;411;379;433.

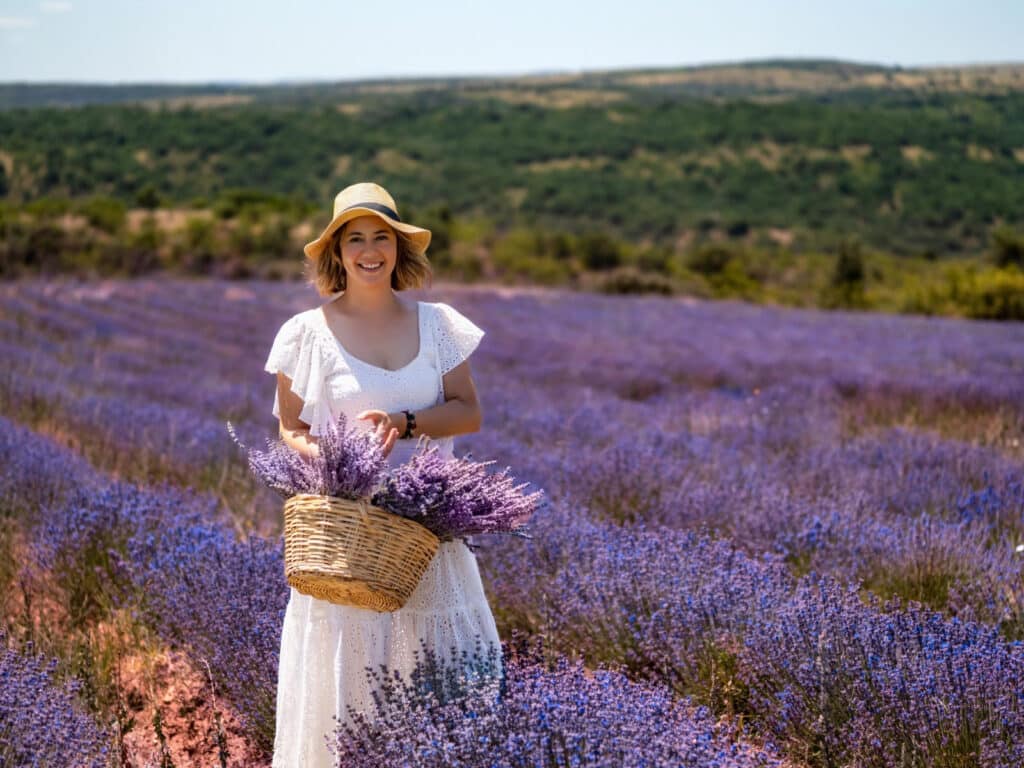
283;493;439;612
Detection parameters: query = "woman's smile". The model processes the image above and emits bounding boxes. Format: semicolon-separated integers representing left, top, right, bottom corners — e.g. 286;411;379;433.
341;214;398;282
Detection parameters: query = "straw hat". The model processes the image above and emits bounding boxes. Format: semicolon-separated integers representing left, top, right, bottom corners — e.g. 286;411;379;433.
303;182;432;261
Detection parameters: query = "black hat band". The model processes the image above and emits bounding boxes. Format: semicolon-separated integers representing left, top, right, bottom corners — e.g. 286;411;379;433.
342;201;401;222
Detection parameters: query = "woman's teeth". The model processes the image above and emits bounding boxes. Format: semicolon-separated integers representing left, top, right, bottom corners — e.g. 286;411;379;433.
359;262;383;272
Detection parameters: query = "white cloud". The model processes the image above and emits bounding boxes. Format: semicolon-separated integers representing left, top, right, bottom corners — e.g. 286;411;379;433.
40;1;73;12
0;16;36;28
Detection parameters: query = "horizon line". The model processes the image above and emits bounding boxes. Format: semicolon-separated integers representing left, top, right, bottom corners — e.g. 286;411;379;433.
2;56;1023;88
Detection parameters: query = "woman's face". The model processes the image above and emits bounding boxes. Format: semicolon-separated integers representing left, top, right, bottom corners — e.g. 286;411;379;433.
338;214;399;286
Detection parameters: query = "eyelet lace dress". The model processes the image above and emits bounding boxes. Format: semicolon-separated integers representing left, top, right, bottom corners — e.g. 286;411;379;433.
264;293;503;767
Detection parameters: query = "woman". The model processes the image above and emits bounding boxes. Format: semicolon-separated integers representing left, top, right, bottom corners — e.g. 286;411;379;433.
263;182;503;767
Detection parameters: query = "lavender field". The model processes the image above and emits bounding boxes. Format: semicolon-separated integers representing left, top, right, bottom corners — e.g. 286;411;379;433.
2;276;1023;767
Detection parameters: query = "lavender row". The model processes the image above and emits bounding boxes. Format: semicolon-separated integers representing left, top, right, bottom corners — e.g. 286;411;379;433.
331;636;779;768
0;413;280;757
477;500;1024;766
8;394;1024;765
3;278;1022;465
0;632;110;768
6;415;779;764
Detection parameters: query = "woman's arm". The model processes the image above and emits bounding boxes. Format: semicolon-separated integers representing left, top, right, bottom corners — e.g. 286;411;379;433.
276;372;320;459
389;358;483;439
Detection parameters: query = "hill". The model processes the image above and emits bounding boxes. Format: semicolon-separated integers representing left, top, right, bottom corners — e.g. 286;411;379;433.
1;59;1023;318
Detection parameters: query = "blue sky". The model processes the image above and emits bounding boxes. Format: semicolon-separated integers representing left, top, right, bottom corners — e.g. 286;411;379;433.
0;0;1020;84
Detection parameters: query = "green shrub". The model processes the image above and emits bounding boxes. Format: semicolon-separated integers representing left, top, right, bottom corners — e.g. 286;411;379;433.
492;229;573;284
505;255;572;285
77;195;126;235
412;204;453;265
492;227;545;269
708;258;761;300
686;244;735;276
634;245;673;274
24;195;73;218
135;184;161;210
990;225;1024;269
821;238;869;309
578;231;622;271
597;266;675;295
443;249;484;282
959;267;1024;321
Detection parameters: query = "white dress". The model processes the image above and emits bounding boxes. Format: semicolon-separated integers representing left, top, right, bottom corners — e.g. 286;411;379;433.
263;291;503;767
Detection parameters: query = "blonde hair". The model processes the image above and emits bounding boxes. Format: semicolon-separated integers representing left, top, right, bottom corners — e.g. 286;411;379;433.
308;218;432;296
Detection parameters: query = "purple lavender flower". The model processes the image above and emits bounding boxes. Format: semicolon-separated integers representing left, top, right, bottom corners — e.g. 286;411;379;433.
124;519;287;754
0;631;110;767
330;636;780;767
739;573;1024;768
370;442;545;540
227;410;387;500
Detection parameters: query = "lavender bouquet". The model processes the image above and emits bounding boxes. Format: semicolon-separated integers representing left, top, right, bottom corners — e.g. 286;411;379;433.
226;413;542;543
370;442;542;541
227;412;387;501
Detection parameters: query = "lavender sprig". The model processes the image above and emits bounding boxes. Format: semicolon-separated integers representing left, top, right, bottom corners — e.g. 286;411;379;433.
227;412;387;500
312;411;389;499
370;443;544;541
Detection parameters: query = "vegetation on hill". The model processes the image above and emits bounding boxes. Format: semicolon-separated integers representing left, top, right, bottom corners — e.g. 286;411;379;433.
1;59;1023;318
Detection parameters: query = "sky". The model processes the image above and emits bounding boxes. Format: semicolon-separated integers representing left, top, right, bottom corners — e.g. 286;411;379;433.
0;0;1021;84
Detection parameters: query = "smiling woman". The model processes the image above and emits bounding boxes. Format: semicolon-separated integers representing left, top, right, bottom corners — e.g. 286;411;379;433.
263;181;501;768
305;184;432;299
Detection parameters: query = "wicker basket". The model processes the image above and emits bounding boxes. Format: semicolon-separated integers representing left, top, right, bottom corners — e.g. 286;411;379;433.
282;493;440;612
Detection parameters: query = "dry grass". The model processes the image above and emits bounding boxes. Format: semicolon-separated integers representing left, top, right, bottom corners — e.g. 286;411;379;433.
901;145;935;165
374;148;423;174
524;154;612;173
0;149;15;177
331;153;353;177
620;66;840;91
744;141;786;170
840;393;1024;464
611;141;881;176
504;186;529;208
124;208;210;234
55;212;91;231
138;94;255;111
967;143;995;162
465;87;628;109
620;146;686;179
615;62;1024;95
511;72;586;87
839;144;873;164
767;228;795;247
289;219;316;244
354;81;450;94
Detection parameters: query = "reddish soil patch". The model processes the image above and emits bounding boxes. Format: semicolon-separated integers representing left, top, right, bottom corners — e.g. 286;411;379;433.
118;646;270;768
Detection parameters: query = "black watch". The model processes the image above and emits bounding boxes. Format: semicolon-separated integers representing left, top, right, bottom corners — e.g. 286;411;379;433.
401;409;416;439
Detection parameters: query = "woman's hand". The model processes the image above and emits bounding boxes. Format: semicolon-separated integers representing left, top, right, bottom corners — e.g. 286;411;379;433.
356;409;402;457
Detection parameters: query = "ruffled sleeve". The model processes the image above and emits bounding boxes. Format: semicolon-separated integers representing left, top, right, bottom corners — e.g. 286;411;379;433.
263;313;332;436
432;302;486;375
